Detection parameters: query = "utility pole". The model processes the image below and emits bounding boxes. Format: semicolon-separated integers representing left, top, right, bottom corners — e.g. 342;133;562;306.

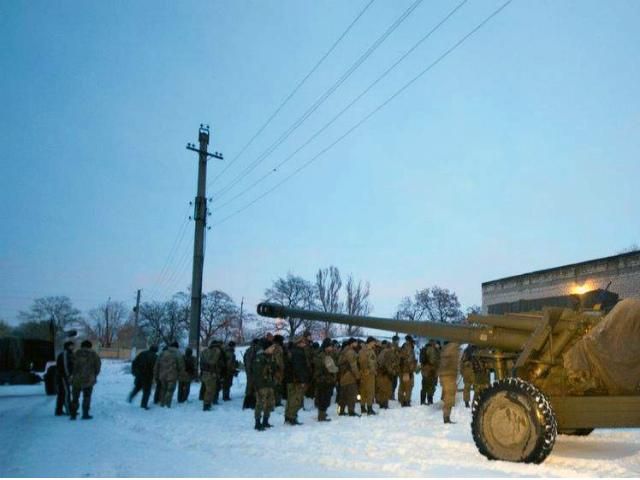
131;289;141;359
186;124;223;362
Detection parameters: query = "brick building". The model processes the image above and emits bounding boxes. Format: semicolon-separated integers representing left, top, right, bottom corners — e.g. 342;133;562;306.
482;251;640;314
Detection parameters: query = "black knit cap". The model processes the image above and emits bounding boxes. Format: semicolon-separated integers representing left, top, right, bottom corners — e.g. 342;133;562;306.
366;336;377;344
321;338;332;350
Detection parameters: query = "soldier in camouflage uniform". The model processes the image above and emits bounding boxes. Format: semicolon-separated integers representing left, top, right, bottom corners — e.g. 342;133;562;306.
285;336;311;425
398;335;417;407
471;350;491;405
438;341;460;423
338;338;360;416
358;337;378;415
153;341;186;408
313;338;339;422
390;335;400;400
178;347;196;403
376;340;398;409
252;340;276;431
242;338;259;409
70;340;101;420
419;339;440;405
129;344;158;409
200;339;225;411
272;335;285;407
222;341;238;401
460;344;476;408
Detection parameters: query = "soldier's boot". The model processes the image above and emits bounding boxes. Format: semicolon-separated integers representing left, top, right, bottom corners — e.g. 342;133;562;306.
255;417;265;431
427;395;433;405
203;403;212;411
420;391;426;405
318;410;331;422
262;414;273;428
444;415;455;424
367;405;377;415
338;406;347;416
464;401;470;408
360;404;366;415
81;405;92;420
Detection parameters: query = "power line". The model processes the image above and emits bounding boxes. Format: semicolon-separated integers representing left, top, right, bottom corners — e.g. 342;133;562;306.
146;204;191;299
210;0;425;203
214;0;469;212
208;0;377;189
211;0;514;227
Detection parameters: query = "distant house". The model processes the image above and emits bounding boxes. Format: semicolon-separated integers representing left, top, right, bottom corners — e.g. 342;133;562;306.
482;250;640;314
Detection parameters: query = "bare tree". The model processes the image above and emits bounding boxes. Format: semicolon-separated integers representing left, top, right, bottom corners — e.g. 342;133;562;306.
343;275;371;337
315;266;342;338
264;273;317;339
86;300;128;347
397;286;462;324
138;300;187;346
200;290;239;346
18;296;82;335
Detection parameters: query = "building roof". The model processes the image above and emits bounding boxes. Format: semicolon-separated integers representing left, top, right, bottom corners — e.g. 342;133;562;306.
482;250;640;287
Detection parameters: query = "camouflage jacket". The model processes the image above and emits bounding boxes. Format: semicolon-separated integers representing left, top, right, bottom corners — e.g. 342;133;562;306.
72;347;101;389
179;353;196;382
358;345;377;378
420;344;440;376
338;347;360;386
200;345;224;376
399;343;417;374
224;347;238;378
438;343;460;377
252;351;275;390
377;347;399;377
313;351;338;385
154;347;186;382
272;344;285;382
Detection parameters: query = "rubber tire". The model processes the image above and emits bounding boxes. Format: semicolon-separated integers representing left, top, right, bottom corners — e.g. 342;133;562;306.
471;377;557;464
558;428;594;436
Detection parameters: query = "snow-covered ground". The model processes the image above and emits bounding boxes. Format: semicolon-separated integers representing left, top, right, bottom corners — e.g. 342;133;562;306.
1;360;640;477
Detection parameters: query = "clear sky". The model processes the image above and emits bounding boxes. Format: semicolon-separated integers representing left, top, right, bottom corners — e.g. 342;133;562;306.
1;0;639;325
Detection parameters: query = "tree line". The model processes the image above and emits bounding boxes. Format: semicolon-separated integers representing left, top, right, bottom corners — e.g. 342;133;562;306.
1;266;479;346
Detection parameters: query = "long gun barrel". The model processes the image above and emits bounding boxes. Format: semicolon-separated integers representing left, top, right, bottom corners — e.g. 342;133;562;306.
257;303;530;352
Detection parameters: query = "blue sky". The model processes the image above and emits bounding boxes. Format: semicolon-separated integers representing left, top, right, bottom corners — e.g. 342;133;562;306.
1;0;639;324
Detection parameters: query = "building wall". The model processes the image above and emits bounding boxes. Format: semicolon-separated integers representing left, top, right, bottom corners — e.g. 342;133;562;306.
482;251;640;313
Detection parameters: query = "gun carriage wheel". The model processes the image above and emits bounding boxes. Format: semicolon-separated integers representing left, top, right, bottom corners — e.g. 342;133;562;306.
471;378;557;463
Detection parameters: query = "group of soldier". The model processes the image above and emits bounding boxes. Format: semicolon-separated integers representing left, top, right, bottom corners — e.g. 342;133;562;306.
54;339;102;420
128;340;239;410
55;332;491;431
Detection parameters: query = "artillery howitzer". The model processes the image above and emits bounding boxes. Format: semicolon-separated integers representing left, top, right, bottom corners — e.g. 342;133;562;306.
257;298;640;464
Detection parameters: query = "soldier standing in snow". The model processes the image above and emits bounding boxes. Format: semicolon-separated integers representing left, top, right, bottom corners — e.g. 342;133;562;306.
376;340;398;409
438;341;460;423
460;344;476;408
313;338;338;422
358;337;378;415
284;336;311;425
398;335;417;407
390;335;400;400
200;339;225;411
242;338;259;409
70;340;101;420
153;341;185;408
272;335;285;407
129;344;158;409
178;347;196;403
420;339;440;405
55;341;74;416
338;338;360;416
252;340;276;431
222;341;238;401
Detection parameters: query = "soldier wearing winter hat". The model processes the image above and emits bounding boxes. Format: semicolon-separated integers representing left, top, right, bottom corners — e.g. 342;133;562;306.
398;335;417;407
358;336;378;415
313;338;339;422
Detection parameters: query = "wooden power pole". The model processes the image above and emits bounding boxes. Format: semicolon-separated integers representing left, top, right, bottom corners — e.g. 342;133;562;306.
186;125;223;361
